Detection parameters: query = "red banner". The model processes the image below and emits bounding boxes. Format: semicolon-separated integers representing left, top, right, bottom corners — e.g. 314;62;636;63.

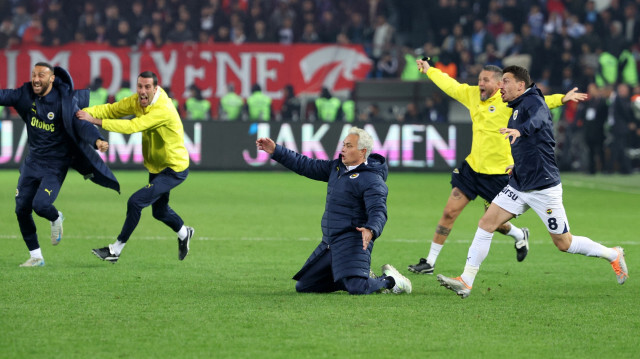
0;43;372;111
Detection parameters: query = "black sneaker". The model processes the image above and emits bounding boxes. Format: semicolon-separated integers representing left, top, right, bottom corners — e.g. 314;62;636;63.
515;227;530;262
407;258;434;274
92;245;119;263
178;226;194;260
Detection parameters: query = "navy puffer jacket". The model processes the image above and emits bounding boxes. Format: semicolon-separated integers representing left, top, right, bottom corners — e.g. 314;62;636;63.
271;144;388;281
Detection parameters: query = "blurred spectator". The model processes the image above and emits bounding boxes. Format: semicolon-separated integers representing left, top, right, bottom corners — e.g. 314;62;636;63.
456;49;481;83
604;20;628;57
501;0;525;26
200;4;223;34
185;84;212;121
42;17;70;46
420;94;448;123
277;16;294;44
543;12;563;36
219;83;244;121
89;78;109;107
103;3;121;38
178;4;199;38
115;81;134;102
167;21;195;43
300;22;320;43
140;22;165;48
270;0;296;34
315;87;341;122
246;83;272;121
434;52;457;79
476;43;502;69
376;51;398;78
399;46;422;81
441;23;469;54
109;20;136;47
317;10;339;43
0;17;17;48
566;14;586;39
359;103;383;122
42;0;66;28
215;25;231;42
336;32;351;45
583;1;601;27
12;4;31;37
246;2;267;28
607;83;634;174
399;102;420;122
21;13;43;45
470;19;493;58
371;14;394;64
622;3;640;44
95;24;107;44
495;21;516;57
231;23;246;44
248;20;272;42
279;84;301;121
576;83;608;174
196;29;212;44
486;11;504;38
527;4;545;38
341;90;356;123
344;12;369;45
128;1;151;36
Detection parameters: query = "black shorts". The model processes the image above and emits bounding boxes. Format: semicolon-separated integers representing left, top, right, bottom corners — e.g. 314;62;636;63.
450;161;509;203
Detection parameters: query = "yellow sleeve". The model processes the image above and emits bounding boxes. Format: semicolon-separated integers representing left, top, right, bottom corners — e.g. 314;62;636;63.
544;94;564;109
102;109;170;135
425;67;477;109
84;95;137;120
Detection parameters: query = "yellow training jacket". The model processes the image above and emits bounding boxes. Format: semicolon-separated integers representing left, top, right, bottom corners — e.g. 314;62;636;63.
84;87;189;174
426;67;563;175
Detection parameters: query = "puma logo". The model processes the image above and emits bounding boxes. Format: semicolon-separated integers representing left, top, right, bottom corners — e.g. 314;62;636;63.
44;188;52;196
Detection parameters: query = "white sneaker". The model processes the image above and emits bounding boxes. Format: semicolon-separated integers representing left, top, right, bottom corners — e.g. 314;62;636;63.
381;264;412;294
437;274;472;299
50;211;64;245
610;246;628;285
19;257;45;267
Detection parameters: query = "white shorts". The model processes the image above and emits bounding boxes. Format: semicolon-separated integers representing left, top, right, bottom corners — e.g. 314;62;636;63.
493;183;570;235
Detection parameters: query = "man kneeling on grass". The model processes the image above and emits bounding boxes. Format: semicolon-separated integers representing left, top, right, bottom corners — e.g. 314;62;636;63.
256;127;411;295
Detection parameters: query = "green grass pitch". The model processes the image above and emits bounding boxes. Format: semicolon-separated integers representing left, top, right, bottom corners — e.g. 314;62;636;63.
0;170;638;358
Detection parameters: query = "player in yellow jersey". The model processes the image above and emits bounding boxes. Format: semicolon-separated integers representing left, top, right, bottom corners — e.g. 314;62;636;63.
408;59;587;275
77;71;194;263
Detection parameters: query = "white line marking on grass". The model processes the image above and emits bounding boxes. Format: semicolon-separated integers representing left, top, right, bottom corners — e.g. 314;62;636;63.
1;235;638;245
562;179;640;195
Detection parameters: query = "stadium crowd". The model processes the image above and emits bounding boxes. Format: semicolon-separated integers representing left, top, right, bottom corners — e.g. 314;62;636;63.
0;0;639;173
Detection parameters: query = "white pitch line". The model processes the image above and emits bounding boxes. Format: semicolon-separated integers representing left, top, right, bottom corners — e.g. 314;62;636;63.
0;234;638;245
562;179;640;195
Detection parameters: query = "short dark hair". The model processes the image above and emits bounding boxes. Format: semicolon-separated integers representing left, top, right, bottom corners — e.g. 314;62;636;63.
482;65;503;81
502;65;531;87
34;62;54;73
138;71;158;86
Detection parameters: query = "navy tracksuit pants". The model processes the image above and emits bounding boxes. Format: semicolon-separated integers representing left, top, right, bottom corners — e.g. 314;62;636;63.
117;168;188;242
294;247;393;295
15;160;67;251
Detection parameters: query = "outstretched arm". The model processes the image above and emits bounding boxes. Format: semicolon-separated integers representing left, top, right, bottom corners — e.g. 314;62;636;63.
562;87;588;104
76;110;102;126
